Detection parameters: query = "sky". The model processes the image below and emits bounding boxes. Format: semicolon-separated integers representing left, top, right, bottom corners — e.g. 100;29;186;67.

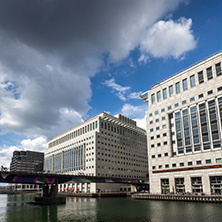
0;0;222;168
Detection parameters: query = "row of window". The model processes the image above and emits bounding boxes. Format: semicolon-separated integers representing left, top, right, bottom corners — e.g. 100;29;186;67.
149;86;222;118
151;62;221;105
161;176;222;194
49;121;98;148
152;158;222;170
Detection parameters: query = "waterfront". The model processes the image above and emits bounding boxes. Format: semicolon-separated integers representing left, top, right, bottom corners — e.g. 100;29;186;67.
1;194;222;222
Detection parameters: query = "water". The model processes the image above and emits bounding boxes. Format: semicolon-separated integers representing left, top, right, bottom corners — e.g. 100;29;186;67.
1;194;222;222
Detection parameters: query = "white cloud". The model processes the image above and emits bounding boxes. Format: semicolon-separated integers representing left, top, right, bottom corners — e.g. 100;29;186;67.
103;78;142;101
140;17;196;59
0;137;47;169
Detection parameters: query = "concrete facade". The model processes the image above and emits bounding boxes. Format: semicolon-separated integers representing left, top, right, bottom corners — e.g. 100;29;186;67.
44;112;148;193
141;51;222;195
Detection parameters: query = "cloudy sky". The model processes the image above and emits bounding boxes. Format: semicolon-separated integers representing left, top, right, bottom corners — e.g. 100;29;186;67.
0;0;222;168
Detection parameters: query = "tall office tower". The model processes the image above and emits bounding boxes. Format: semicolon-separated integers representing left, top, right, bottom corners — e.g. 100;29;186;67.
9;150;44;192
44;112;148;193
141;51;222;195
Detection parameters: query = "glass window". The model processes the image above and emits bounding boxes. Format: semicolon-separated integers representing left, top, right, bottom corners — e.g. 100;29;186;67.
156;119;159;122
206;159;211;164
165;164;169;168
208;90;213;95
188;161;192;166
168;106;172;110
162;124;166;129
216;158;222;163
163;88;167;99
196;160;201;165
198;94;204;99
207;67;213;80
217;86;222;91
155;110;159;115
169;85;174;97
175;103;179;107
151;93;155;104
182;79;188;91
190;75;196;87
198;71;204;84
157;91;161;102
150;128;153;132
190;97;195;102
162;116;166;120
161;108;165;112
182;100;187;105
149;113;153;117
172;163;176;167
216;63;222;76
176;82;180;94
149;121;153;124
180;162;184;167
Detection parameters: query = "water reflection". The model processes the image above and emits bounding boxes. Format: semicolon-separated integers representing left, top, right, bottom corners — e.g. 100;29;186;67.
1;194;222;222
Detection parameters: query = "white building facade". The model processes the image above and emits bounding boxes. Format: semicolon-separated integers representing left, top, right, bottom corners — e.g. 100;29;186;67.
44;112;148;193
142;51;222;195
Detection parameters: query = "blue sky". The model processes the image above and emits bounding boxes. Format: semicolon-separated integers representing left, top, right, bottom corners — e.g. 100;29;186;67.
0;0;222;167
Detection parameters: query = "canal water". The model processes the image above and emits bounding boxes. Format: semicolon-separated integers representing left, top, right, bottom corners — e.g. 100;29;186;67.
1;194;222;222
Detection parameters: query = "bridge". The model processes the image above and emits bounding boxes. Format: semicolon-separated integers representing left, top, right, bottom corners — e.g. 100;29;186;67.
0;171;148;204
0;170;148;185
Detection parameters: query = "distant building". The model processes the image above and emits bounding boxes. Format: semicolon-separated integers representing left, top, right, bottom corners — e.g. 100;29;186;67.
44;112;148;193
9;150;44;192
10;150;44;172
141;51;222;195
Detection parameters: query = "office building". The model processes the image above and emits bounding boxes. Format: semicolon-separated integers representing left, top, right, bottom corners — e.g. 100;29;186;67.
9;150;44;192
44;112;148;193
141;51;222;195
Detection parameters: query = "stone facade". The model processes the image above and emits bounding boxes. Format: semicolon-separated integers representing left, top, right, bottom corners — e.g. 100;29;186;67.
44;112;148;193
141;51;222;195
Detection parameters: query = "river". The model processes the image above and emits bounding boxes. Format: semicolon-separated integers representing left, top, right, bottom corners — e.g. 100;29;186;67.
1;194;222;222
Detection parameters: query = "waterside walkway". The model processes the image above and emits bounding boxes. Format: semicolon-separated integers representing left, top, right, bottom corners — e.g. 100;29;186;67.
132;193;222;203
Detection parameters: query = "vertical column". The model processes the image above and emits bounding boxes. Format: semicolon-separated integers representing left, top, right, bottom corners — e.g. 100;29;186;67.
85;183;88;193
79;183;83;192
74;183;77;193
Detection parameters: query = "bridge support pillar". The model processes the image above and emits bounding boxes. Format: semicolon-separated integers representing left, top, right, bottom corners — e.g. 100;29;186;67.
34;184;65;205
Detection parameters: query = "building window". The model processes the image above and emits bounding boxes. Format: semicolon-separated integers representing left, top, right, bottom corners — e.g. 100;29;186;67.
163;141;167;145
159;165;162;169
152;166;156;169
151;93;155;104
196;160;202;165
150;121;153;124
151;136;154;140
198;94;204;99
164;153;168;156
176;82;180;94
162;124;166;129
157;91;161;102
190;97;195;102
163;88;167;99
216;158;222;163
198;71;204;84
156;126;160;130
216;63;222;76
157;143;161;146
161;108;165;112
162;116;166;120
156;134;160;138
169;85;174;97
168;106;172;110
172;163;176;168
180;162;184;167
163;133;167;137
175;103;179;107
190;75;196;87
155;110;159;115
207;67;213;80
165;164;169;168
207;90;213;95
182;100;187;105
158;154;161;157
150;128;153;132
188;161;192;166
217;86;222;91
206;159;211;164
156;119;159;122
182;78;188;91
152;155;155;159
151;144;155;148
